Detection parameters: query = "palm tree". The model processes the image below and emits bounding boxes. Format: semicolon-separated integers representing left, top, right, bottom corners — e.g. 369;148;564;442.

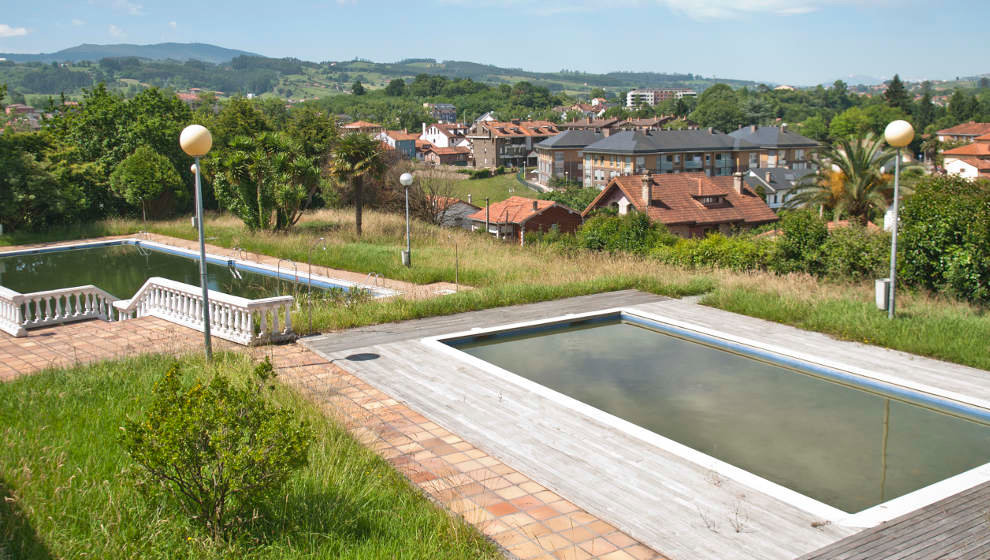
788;133;916;225
330;133;386;236
920;135;942;171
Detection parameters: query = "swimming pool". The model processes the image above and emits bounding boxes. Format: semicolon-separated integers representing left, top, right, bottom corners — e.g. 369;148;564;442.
438;311;990;516
0;239;395;300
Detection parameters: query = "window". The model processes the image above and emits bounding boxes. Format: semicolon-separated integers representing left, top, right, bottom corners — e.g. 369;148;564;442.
749;153;758;168
636;157;645;167
795;149;804;160
705;154;711;163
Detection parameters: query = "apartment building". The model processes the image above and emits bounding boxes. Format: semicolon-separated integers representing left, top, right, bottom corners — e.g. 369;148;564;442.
424;103;457;123
468;120;560;168
625;88;696;108
727;125;820;169
579;129;763;188
376;130;420;159
534;130;604;186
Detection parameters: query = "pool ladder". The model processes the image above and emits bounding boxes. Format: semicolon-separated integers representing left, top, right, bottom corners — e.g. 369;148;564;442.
366;272;383;287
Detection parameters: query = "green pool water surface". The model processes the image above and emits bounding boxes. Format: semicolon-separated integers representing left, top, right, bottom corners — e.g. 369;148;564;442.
0;245;307;300
452;319;990;513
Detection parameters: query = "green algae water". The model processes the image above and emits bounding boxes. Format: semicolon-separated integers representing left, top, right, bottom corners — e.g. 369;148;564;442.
0;245;310;300
451;319;990;513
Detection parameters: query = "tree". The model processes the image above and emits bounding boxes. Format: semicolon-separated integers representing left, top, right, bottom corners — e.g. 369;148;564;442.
211;96;271;146
788;133;910;224
351;80;366;96
0;83;6;110
689;84;742;132
209;132;323;231
329;133;387;236
384;78;405;97
799;114;829;142
589;87;607;100
920;135;943;169
883;74;911;112
949;89;976;123
110;145;183;221
915;90;936;131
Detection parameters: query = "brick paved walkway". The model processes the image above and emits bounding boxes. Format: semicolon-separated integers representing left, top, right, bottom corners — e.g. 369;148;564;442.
2;318;666;560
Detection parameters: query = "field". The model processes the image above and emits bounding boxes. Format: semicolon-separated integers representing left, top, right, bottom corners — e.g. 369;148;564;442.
446;172;538;203
0;353;500;559
2;208;987;371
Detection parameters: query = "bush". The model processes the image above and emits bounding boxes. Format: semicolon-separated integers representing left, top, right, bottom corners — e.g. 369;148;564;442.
109;145;184;221
579;212;675;254
652;234;775;271
821;225;890;280
468;168;491;180
899;175;990;304
773;209;828;274
121;358;312;542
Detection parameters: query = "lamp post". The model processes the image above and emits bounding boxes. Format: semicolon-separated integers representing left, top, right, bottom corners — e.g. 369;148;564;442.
400;172;413;267
180;124;214;359
883;119;914;320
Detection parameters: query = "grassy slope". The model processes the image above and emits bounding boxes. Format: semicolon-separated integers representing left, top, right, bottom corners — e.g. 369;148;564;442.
0;353;499;559
1;209;987;370
447;173;532;203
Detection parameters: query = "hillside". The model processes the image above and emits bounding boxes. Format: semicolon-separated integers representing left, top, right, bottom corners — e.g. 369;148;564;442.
0;42;259;64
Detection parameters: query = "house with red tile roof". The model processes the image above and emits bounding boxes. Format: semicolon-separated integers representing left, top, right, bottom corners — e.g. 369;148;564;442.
468;120;560;169
936;122;990;144
341;120;385;135
582;172;777;238
376;129;420;159
943;133;990;179
467;196;582;245
420;122;470;149
427;195;480;229
424;145;471;166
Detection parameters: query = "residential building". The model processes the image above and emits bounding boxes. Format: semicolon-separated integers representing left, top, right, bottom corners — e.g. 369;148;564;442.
943;133;990;179
467;196;583;245
616;116;676;131
429;196;480;229
625;88;696;108
3;103;35;116
468;120;560;169
376;129;419;159
474;111;497;123
558;102;606;119
558;117;626;137
936;122;990;144
420;122;470;148
424;103;457;122
744;167;813;210
534;130;604;186
582;172;777;238
424;145;471;166
341;120;385;136
727;125;820;169
580;129;763;188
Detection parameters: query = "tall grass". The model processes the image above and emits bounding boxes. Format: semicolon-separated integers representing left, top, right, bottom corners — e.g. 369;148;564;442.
2;208;987;369
0;353;500;559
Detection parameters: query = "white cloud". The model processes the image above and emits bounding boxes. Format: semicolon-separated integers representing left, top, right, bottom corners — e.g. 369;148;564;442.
112;0;144;16
108;24;126;38
168;20;177;29
72;18;86;26
0;24;29;38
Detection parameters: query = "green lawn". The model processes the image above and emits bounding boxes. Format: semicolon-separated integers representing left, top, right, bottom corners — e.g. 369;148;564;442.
448;173;537;203
0;353;500;560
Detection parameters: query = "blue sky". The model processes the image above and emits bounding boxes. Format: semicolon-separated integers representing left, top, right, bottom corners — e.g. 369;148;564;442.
1;0;988;85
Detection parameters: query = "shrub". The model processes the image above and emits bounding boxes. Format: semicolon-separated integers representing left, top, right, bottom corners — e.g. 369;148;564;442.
652;234;775;271
468;169;491;180
773;209;828;274
120;359;312;542
541;185;599;212
579;212;674;254
821;225;890;280
899;175;990;303
109;145;184;221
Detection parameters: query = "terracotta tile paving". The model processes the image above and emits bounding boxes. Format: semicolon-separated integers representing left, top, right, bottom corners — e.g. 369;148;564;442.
264;343;670;560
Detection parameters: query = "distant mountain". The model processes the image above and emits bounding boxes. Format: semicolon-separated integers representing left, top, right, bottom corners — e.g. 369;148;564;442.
0;43;260;64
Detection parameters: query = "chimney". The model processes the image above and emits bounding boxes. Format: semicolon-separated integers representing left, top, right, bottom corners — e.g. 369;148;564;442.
587;116;592;124
641;172;652;204
750;124;757;133
697;177;703;196
780;123;788;133
707;127;714;134
733;171;744;194
468;193;472;204
532;200;539;211
765;171;772;183
422;122;427;136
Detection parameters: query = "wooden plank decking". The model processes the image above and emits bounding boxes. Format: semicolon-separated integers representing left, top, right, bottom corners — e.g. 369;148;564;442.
797;481;990;560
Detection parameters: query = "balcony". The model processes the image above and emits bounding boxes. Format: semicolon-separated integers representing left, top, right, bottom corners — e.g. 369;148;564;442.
684;160;703;170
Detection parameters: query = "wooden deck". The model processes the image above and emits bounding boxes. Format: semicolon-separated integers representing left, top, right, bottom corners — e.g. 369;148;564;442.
301;291;990;560
797;481;990;560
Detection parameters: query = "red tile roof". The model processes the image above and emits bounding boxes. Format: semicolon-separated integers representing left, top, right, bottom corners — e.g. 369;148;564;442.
937;122;990;137
385;130;420;141
428;195;479;211
427;146;471;155
342;120;383;129
944;141;990;157
945;156;990;170
583;173;777;227
478;121;560;138
467;196;576;225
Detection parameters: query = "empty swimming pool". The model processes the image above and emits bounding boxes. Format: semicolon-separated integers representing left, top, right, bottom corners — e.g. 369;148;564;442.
442;313;990;513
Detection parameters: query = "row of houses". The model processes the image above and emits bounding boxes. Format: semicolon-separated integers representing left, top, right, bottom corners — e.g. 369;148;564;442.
437;170;779;245
937;121;990;180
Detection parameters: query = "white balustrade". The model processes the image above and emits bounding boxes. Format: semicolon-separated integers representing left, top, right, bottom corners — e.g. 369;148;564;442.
113;277;295;346
0;284;119;336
